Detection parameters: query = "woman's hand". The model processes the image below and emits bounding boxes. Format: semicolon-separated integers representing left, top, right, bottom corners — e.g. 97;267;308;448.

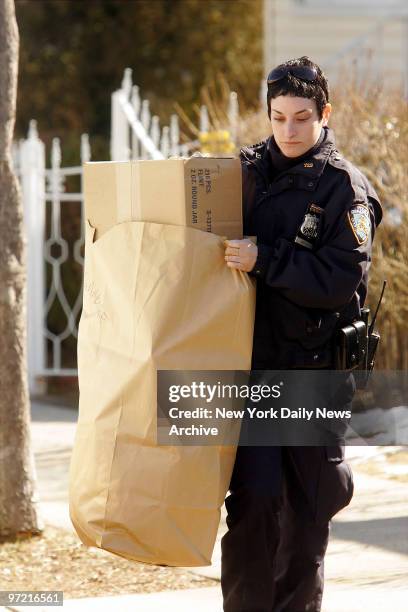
224;239;258;272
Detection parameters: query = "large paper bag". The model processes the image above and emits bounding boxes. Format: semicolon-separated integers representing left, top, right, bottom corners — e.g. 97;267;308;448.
69;219;255;566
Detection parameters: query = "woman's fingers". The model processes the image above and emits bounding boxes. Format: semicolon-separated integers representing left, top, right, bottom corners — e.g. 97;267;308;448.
224;238;257;272
226;261;242;269
225;254;241;263
224;239;243;248
225;245;240;256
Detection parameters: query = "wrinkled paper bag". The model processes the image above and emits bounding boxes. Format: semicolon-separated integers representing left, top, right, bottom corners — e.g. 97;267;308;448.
69;218;255;566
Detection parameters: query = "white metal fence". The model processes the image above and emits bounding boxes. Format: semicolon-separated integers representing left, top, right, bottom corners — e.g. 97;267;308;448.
110;67;239;160
16;70;239;394
14;121;91;394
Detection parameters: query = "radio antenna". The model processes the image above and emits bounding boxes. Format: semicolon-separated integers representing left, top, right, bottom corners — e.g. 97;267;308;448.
369;280;387;335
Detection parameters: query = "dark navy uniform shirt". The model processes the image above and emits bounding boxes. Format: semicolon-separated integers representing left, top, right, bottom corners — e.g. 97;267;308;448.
240;127;383;369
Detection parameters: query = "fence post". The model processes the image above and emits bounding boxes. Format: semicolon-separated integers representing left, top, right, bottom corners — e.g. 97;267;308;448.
170;114;180;157
20;120;46;396
151;116;161;150
110;68;132;161
228;91;239;146
131;85;141;159
140;99;151;159
71;134;91;332
160;126;170;158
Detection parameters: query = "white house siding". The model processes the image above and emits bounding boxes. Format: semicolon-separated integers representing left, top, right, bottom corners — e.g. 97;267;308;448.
264;0;407;93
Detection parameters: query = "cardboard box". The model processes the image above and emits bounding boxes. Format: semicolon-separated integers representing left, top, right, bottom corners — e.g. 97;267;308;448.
83;156;242;240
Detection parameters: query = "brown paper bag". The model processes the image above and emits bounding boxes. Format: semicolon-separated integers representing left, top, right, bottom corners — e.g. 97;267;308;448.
69;219;255;566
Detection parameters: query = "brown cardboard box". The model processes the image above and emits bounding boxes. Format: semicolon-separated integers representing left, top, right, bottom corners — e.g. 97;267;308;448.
83;156;242;240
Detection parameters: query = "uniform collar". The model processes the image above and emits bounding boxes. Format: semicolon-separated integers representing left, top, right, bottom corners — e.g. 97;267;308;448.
265;126;336;179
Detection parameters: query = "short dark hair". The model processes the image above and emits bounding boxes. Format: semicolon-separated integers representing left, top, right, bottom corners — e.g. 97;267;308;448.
266;56;329;120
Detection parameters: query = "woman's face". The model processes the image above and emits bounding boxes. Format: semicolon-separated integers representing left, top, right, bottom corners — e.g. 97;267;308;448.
269;95;331;158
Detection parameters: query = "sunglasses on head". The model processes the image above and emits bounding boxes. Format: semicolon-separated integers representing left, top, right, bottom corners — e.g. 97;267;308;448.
267;65;318;85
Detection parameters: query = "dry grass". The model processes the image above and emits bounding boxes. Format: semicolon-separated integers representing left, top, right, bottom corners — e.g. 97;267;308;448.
330;84;408;370
0;526;218;599
178;79;408;369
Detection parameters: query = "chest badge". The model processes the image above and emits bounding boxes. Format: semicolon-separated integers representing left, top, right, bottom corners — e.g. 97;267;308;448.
348;204;371;245
295;203;324;250
304;162;313;168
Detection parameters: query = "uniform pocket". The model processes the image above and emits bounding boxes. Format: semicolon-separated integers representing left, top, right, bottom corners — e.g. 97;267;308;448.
314;446;354;525
294;310;340;367
299;309;340;351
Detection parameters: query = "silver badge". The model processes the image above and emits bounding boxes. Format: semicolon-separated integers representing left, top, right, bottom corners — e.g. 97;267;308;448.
300;213;319;239
295;203;324;250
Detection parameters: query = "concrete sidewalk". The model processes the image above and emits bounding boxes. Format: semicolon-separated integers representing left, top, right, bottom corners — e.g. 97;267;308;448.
8;399;407;611
5;584;408;612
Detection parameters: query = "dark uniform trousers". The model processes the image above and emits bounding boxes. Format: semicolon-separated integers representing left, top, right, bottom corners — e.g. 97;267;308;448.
221;444;354;612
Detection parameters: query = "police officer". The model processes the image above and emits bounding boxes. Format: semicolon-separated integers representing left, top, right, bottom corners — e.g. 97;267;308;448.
221;56;382;611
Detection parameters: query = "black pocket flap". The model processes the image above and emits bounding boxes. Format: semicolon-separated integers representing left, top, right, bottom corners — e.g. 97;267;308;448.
325;445;345;463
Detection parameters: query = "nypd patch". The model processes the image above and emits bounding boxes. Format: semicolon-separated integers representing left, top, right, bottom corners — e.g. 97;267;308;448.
348;204;371;245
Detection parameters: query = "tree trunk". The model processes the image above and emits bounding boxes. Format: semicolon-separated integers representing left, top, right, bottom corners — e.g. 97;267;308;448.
0;0;42;540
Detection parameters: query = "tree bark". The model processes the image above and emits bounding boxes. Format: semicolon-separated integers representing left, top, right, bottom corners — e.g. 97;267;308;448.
0;0;42;540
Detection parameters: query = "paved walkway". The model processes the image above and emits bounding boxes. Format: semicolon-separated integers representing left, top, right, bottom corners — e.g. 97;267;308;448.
5;584;407;612
5;399;407;611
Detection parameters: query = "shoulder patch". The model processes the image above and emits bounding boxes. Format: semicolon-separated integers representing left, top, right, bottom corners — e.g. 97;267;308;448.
348;204;371;245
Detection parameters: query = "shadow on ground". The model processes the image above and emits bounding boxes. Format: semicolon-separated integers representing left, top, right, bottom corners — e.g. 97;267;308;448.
331;516;408;556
